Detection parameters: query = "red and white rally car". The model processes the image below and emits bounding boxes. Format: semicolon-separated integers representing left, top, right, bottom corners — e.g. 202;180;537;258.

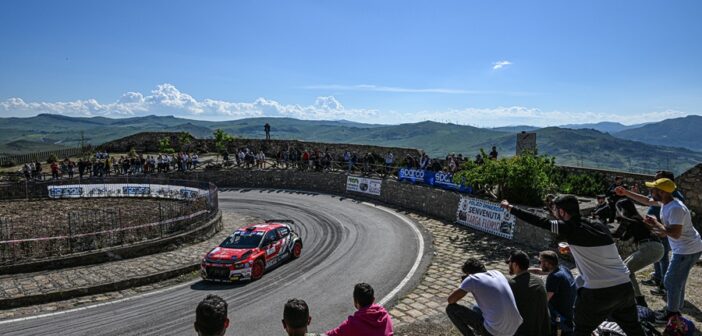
200;220;303;282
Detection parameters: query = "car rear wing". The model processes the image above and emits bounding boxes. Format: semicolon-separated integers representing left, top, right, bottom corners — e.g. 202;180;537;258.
266;219;300;237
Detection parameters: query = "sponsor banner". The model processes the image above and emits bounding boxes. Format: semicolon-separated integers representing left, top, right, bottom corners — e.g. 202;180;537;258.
346;176;382;196
456;196;515;239
398;168;471;193
48;184;206;200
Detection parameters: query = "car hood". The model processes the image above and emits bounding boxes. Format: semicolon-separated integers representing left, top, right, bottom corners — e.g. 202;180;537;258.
206;247;254;261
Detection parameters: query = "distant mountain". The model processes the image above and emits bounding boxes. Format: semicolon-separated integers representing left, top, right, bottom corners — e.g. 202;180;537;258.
559;121;647;134
1;114;700;174
613;115;702;152
491;125;541;133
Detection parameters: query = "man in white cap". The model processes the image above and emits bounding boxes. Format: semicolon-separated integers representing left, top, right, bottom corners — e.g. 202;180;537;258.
616;178;702;323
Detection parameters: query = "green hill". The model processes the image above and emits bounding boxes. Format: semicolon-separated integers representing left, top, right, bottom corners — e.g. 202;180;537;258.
0;114;700;174
613;115;702;152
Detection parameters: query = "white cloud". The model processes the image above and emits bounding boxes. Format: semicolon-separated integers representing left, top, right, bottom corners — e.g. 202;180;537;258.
0;84;692;127
0;83;377;120
492;60;512;70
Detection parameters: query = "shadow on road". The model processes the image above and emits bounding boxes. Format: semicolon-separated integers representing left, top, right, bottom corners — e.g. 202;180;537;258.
190;280;248;291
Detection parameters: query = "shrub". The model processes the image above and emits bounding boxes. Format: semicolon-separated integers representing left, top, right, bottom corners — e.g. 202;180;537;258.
47;154;58;164
552;170;607;197
454;152;556;206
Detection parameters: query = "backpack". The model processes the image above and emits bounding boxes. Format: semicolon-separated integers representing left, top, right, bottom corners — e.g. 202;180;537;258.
664;315;696;336
638;305;657;323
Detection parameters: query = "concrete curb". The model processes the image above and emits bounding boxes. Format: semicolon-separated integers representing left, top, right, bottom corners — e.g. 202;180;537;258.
0;263;200;309
0;210;222;275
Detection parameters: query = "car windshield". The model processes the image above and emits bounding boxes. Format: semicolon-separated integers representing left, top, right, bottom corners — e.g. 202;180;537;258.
219;230;263;249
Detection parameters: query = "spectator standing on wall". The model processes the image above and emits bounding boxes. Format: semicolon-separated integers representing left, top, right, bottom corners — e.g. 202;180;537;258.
501;195;644;336
194;295;230;336
35;160;43;180
264;122;271;140
616;178;702;323
446;258;522;336
22;163;31;180
489;146;498;160
420;153;430;170
384;152;394;176
506;250;551;336
50;161;59;179
528;250;576;336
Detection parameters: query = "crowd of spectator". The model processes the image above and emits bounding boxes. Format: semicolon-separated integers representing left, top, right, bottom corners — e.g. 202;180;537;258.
20;151;201;180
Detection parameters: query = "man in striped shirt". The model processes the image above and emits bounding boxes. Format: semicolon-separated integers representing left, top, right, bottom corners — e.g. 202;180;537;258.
500;195;643;336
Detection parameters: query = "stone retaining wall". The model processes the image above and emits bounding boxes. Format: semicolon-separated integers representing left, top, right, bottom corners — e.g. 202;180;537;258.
178;170;559;251
678;163;702;226
558;165;654;191
97;132;421;161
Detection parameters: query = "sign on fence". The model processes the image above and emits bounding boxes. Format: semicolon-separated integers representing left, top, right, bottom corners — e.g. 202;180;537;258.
456;196;515;239
346;176;382;196
48;184;206;200
398;168;472;193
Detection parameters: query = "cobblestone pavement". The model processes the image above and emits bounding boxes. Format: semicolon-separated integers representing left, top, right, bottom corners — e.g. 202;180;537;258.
0;212;252;317
390;213;702;336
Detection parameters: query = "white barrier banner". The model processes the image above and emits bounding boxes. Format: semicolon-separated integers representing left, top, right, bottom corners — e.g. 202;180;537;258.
346;176;382;196
48;184;206;200
456;196;515;239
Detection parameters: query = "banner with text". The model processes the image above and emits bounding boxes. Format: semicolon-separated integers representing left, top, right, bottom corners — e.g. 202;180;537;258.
346;176;382;196
456;196;515;239
398;168;471;193
48;184;206;200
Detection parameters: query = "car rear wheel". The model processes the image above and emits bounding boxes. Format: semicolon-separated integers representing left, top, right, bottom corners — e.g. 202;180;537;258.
292;241;302;259
251;259;265;280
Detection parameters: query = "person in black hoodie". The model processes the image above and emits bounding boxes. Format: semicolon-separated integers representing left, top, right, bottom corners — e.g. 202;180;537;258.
500;195;644;336
612;198;664;307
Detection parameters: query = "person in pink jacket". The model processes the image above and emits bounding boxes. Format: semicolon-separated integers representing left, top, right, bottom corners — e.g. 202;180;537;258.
326;283;394;336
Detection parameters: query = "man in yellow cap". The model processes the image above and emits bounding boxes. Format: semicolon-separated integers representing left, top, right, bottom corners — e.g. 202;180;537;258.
615;178;702;323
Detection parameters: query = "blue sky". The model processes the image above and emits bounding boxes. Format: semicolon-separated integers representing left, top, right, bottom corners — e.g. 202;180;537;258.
1;0;701;126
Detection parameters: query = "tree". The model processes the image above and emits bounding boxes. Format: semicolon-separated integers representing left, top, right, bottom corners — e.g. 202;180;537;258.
213;129;235;163
454;150;557;206
159;136;175;154
178;132;192;152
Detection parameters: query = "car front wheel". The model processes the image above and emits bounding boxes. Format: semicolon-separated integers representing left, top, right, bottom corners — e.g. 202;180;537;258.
251;259;265;280
291;241;302;259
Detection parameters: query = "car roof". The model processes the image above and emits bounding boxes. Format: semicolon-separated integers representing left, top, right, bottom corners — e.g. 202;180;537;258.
238;223;286;232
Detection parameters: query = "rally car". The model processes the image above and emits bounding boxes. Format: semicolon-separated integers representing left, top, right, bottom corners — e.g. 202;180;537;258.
200;220;303;282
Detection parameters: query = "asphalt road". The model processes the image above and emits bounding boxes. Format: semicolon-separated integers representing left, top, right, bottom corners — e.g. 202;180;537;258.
1;189;429;335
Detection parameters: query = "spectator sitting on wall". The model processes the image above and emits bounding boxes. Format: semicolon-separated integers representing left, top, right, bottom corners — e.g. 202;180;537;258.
606;176;626;209
446;257;522;336
384;152;394;175
592;194;613;223
430;159;442;172
34;160;42;180
282;298;326;336
528;250;576;336
474;154;484;166
419;153;430;170
506;250;551;336
326;283;393;336
194;294;229;336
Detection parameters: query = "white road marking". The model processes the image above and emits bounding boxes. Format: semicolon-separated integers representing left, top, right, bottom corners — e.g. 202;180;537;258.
361;202;425;306
0;279;199;325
